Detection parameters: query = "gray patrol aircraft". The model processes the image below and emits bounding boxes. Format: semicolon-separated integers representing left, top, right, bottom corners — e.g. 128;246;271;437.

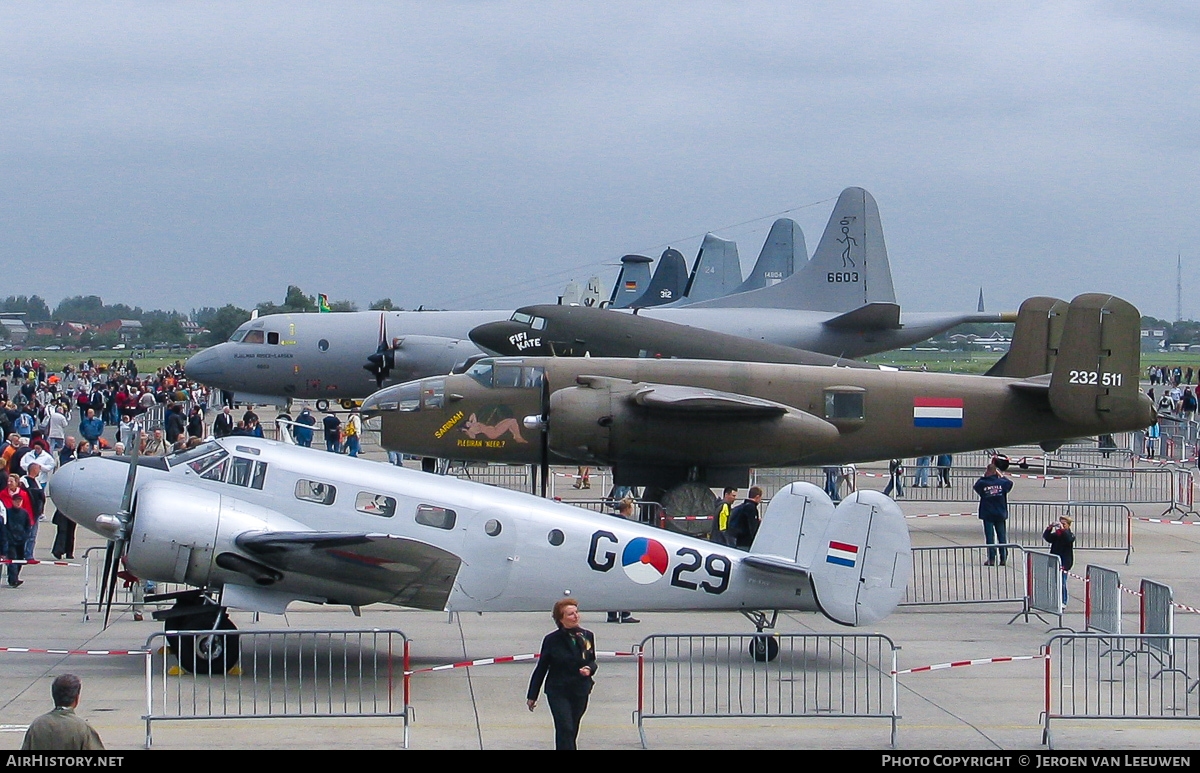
49;437;911;671
184;187;1003;406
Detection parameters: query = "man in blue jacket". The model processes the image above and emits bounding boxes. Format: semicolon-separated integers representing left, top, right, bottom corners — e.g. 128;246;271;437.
974;462;1013;566
78;409;103;449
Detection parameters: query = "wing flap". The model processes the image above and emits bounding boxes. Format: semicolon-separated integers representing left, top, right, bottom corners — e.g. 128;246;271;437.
237;531;461;611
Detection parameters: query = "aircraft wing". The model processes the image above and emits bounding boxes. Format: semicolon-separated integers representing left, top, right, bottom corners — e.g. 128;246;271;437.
822;302;902;330
237;531;462;610
626;382;789;417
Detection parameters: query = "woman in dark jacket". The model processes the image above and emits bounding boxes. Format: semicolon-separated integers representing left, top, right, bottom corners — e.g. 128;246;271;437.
526;598;597;750
1043;516;1075;606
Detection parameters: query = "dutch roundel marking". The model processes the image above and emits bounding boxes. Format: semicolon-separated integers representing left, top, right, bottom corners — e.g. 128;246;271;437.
621;538;669;584
826;541;859;568
913;397;964;428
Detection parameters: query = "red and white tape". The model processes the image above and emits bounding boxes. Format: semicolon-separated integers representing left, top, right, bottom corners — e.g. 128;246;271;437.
1136;518;1200;525
408;650;634;676
0;559;80;567
0;647;147;656
905;513;974;519
894;654;1044;675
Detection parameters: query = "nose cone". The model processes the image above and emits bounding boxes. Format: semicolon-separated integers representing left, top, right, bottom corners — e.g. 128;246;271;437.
185;345;228;384
469;322;551;356
48;457;130;536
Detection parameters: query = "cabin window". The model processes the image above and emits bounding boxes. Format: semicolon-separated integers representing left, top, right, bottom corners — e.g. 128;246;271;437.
356;492;397;518
415;504;456;530
824;389;865;421
267;332;280;345
484;519;503;536
295;479;337;505
466;360;493;388
228;457;267;489
494;364;522;388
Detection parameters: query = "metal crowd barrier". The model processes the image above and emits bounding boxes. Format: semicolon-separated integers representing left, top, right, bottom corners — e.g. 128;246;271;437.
1043;633;1200;748
634;633;899;748
81;546;185;622
1063;469;1175;505
143;628;410;749
900;544;1026;608
1085;565;1123;635
1007;502;1132;562
558;497;666;526
1024;551;1065;627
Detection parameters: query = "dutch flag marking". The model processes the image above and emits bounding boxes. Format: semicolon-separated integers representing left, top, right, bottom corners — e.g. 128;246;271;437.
913;397;964;428
826;541;859;568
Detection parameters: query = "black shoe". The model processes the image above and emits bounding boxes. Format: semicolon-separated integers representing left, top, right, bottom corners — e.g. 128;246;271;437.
620;615;640;624
606;613;619;623
998;561;1007;566
9;580;23;588
51;554;62;560
983;560;995;566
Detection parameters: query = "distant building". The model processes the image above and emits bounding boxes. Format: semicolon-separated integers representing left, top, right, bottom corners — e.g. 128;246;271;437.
1141;328;1167;352
0;313;28;344
98;319;143;342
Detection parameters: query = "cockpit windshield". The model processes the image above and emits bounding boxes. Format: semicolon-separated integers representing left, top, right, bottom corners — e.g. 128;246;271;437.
228;324;282;345
466;360;543;389
165;441;227;473
509;311;546;330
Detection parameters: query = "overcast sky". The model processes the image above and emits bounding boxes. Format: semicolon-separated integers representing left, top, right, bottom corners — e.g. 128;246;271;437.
2;2;1198;320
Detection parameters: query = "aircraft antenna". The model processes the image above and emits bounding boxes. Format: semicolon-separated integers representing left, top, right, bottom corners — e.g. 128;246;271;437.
1177;253;1183;322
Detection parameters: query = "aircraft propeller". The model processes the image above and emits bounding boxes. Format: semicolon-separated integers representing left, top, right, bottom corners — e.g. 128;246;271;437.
539;375;550;498
364;312;397;387
95;430;141;626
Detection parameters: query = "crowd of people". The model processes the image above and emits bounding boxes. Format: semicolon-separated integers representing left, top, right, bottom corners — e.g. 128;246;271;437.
0;356;218;586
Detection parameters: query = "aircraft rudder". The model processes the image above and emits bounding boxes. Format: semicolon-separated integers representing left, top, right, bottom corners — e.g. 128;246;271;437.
1048;293;1150;431
609;254;653;308
988;296;1066;378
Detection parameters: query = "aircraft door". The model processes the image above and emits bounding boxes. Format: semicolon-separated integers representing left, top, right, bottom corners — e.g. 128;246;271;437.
455;507;518;601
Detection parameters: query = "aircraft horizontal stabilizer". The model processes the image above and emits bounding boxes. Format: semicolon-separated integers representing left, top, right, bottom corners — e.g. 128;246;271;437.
629;383;789;417
751;484;910;626
822;302;902;331
238;531;461;610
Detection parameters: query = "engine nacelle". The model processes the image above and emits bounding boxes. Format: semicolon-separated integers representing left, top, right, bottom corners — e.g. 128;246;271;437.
126;481;307;588
391;336;480;382
547;377;840;468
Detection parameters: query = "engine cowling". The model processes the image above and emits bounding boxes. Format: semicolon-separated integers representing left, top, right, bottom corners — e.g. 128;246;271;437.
126;481;307;588
546;376;840;468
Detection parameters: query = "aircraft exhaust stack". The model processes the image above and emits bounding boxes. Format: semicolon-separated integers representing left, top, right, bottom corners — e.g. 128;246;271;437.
750;484;910;627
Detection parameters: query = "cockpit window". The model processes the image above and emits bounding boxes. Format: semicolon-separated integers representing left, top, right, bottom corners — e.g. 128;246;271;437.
531;316;546;331
167;441;225;470
494;364;522;388
512;312;533;325
228;457;267;489
466;360;493;388
267;332;279;345
228;329;247;342
243;330;265;344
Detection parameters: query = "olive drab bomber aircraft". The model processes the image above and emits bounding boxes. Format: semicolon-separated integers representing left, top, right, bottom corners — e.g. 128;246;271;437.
49;437;912;671
362;294;1155;489
183;187;1006;406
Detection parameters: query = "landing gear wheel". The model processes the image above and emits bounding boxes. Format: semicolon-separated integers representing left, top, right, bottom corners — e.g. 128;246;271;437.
168;609;240;674
315;398;330;412
340;398;357;410
660;482;719;537
749;634;779;663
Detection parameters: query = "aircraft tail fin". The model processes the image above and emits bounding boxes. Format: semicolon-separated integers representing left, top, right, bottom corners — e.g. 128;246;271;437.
686;187;897;311
751;483;910;626
608;254;654;308
985;296;1068;378
680;234;743;303
1047;293;1152;432
729;218;805;295
630;249;689;307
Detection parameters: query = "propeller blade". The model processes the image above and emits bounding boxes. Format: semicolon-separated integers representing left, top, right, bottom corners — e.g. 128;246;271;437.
102;430;141;627
99;540;117;626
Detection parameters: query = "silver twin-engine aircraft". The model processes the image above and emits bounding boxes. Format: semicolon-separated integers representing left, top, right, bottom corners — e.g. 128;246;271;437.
50;438;911;670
